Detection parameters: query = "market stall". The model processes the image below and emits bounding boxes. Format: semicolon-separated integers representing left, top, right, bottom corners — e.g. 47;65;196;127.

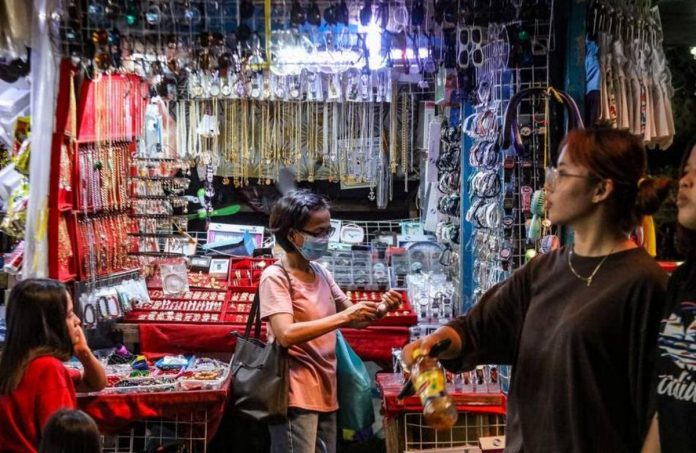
0;0;686;451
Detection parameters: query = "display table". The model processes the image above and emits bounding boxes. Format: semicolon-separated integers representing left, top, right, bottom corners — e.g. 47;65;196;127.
115;322;410;363
78;374;231;444
658;260;681;274
377;373;507;453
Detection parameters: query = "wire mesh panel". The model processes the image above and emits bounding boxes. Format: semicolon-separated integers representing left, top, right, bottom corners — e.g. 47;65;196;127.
190;217;423;252
403;412;506;452
102;410;209;453
330;218;423;244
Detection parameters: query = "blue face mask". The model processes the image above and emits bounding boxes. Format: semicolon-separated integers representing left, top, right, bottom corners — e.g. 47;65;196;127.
293;232;329;261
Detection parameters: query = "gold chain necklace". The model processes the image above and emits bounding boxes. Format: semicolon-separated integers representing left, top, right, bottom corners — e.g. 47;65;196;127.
389;83;398;173
567;243;619;287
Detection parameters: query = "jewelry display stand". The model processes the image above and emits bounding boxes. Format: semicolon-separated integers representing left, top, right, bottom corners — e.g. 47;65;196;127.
462;7;554;309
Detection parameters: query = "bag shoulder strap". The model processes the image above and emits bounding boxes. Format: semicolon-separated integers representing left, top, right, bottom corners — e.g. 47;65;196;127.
245;262;294;340
310;262;339;307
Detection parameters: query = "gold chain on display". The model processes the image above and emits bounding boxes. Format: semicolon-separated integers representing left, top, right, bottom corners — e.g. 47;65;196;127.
389;83;398;173
181;95;400;192
401;93;409;190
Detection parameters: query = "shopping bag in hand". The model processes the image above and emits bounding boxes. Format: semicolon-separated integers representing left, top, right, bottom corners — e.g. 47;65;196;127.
336;330;375;441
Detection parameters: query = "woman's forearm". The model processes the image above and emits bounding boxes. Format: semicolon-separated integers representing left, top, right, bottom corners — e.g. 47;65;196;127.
641;415;660;453
272;312;349;347
75;350;107;392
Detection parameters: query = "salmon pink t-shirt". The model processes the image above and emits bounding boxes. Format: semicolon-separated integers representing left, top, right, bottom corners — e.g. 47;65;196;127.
259;264;347;412
0;355;78;452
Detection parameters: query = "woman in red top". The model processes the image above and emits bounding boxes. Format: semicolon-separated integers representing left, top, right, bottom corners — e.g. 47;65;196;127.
0;279;107;452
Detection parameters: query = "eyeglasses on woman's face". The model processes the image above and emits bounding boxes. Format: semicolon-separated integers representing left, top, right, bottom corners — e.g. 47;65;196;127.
544;166;599;191
299;225;335;239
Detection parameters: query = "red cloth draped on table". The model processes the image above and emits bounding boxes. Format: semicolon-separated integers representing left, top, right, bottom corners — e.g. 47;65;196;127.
136;323;410;362
78;378;229;441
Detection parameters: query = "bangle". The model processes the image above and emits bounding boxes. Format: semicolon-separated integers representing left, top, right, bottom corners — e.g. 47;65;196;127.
193;371;219;380
82;303;97;328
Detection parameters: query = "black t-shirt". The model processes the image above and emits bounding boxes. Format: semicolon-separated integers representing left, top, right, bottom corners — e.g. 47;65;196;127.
443;247;667;453
656;259;696;453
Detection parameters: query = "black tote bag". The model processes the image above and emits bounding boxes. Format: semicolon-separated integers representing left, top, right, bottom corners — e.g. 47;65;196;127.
231;264;290;422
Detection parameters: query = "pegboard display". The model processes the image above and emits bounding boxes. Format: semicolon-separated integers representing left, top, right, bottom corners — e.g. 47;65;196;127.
462;2;556;307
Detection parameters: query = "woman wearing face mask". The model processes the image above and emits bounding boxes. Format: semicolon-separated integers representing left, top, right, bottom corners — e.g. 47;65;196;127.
401;128;670;453
259;190;402;453
642;141;696;453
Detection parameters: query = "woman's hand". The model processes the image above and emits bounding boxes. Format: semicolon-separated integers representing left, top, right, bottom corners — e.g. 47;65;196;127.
71;326;108;392
377;290;403;317
343;301;380;327
72;326;91;358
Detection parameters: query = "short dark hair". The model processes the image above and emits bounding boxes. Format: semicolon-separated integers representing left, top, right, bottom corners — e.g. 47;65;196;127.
0;279;73;395
269;190;330;253
39;409;101;453
562;128;671;231
677;140;696;260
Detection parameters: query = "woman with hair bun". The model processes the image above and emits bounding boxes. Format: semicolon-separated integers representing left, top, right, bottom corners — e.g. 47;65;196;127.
402;128;671;452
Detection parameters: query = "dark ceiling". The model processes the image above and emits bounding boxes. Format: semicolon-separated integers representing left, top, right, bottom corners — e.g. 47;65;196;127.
659;0;696;47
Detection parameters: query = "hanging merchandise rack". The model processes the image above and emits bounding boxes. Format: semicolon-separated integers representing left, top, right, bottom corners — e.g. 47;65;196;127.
48;63;144;283
49;0;457;211
461;1;555;308
587;0;675;148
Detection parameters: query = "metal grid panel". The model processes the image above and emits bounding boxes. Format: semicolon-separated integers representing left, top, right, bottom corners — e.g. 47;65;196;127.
403;412;506;452
190;217;422;249
466;6;554;297
102;410;209;453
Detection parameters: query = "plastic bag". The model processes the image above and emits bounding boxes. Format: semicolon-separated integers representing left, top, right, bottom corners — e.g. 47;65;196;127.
160;262;189;295
336;330;374;442
0;178;28;237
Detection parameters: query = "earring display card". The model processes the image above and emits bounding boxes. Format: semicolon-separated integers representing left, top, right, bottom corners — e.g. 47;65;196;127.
124;287;230;324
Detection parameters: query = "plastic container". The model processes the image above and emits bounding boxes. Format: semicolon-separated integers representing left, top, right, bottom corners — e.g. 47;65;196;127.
410;348;458;430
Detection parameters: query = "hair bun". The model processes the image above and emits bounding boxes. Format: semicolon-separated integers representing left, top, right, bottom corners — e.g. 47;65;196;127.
635;176;671;217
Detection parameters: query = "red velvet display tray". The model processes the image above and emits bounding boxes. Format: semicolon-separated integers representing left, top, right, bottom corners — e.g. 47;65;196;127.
124;289;231;324
376;373;507;416
137;268;416;329
228;257;277;286
146;271;228;291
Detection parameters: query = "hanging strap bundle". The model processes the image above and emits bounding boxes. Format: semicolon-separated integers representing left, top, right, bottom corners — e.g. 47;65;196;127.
500;86;585;155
